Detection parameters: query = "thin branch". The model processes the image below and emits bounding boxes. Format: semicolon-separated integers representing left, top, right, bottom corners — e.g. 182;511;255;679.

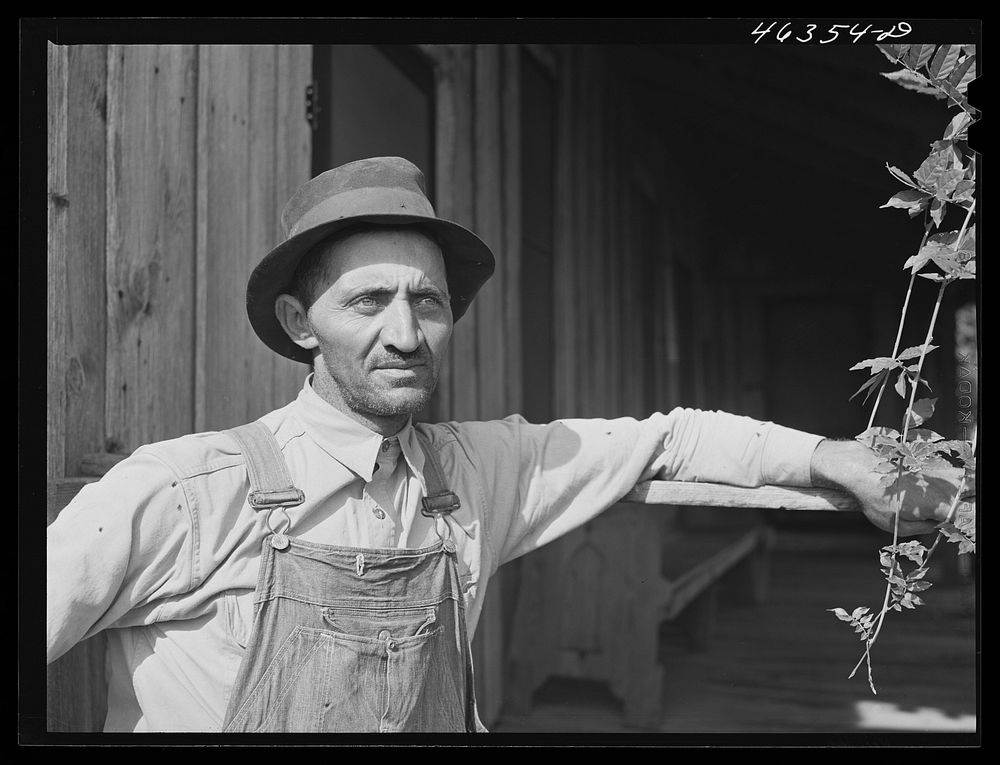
901;280;949;442
864;215;933;434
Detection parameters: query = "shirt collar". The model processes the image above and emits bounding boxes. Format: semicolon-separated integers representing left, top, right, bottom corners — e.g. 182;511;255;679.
293;374;425;485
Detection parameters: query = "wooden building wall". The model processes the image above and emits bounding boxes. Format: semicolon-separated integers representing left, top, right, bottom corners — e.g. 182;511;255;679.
46;42;312;731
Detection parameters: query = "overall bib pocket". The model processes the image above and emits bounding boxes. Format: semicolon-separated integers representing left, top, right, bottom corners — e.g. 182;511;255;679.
229;625;334;732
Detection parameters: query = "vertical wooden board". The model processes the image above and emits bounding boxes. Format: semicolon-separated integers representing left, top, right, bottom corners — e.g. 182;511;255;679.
607;83;624;417
621;174;637;418
737;293;762;417
64;45;109;474
586;49;605;417
106;45;198;453
575;50;594;417
47;43;111;733
270;44;314;404
46;636;108;732
440;45;478;422
429;47;456;423
500;44;523;418
243;45;281;424
196;45;252;432
593;52;612;416
473;45;506;422
471;44;507;728
497;44;524;708
653;158;673;413
723;285;741;412
47;43;68;479
551;46;577;418
194;45;210;432
662;260;682;407
616;108;632;418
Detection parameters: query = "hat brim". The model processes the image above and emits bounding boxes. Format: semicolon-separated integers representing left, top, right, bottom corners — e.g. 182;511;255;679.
247;213;496;364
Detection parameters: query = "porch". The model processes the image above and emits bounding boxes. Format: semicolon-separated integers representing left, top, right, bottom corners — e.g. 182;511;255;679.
493;525;977;737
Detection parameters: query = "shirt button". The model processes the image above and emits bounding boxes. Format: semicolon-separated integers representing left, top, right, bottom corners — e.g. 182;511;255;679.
374;508;386;520
381;441;391;452
386;639;398;651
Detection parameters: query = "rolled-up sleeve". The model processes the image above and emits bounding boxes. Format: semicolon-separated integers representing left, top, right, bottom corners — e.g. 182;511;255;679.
455;408;824;567
46;449;196;664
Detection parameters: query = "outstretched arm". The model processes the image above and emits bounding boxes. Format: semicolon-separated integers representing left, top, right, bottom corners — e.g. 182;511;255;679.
809;439;972;536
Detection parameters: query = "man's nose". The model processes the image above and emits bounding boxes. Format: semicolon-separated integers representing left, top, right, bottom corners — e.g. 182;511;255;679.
380;299;423;353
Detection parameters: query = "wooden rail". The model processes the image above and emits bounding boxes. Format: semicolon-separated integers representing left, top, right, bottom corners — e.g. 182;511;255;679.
623;481;860;512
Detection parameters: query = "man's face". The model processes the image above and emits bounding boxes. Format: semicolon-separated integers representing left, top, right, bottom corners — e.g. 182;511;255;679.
301;228;453;419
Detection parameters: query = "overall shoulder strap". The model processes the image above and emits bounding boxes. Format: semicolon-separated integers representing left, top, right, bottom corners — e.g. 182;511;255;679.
226;421;305;510
413;429;462;517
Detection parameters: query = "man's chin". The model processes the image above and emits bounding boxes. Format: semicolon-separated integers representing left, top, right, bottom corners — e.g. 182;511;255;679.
367;387;433;417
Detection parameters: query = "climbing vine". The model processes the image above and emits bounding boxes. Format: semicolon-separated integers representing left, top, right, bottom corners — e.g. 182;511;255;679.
829;43;978;694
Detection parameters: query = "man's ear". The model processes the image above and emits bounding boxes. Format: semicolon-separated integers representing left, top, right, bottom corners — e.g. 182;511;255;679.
275;294;319;351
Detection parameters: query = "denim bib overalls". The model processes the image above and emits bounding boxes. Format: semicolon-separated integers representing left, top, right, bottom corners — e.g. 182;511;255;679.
220;421;486;733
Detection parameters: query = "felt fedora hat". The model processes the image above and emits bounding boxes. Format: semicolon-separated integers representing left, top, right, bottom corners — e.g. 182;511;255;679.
246;156;496;364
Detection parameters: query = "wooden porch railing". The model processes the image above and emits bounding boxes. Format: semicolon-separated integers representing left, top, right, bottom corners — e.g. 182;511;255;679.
624;480;860;512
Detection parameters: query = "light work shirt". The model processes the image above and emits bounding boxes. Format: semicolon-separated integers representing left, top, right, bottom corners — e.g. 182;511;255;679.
46;375;824;731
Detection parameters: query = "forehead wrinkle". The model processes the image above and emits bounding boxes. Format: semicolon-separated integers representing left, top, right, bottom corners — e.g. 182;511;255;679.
338;268;439;291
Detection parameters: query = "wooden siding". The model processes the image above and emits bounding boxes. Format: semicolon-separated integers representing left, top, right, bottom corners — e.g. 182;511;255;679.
421;42;526;727
45;42;312;731
498;44;724;722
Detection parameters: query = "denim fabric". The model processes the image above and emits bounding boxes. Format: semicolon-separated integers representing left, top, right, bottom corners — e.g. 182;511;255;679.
222;535;483;732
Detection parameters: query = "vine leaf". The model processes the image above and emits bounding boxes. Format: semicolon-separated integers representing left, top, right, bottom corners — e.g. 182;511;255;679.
856;426;901;446
851;356;899;374
880;69;942;98
886;164;917;187
905;44;937;70
880;188;931;216
937;522;976;554
906;428;944;443
897;344;938;361
885;540;928;566
944;111;973;141
948;55;976;93
951;179;975;206
894;370;908;398
914;145;964;193
927;44;961;80
850;368;891;404
906;397;937;428
929;199;946;226
877;43;901;62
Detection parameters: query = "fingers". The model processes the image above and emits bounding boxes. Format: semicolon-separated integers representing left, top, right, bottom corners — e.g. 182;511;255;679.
894;518;939;537
862;506;938;537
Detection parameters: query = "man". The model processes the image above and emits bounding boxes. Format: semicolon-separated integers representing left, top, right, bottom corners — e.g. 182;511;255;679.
46;156;964;733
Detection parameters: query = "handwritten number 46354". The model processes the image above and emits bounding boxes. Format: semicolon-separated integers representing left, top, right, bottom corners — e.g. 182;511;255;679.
751;21;913;45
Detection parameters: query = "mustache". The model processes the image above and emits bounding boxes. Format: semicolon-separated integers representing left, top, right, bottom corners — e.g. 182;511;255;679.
369;349;431;368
